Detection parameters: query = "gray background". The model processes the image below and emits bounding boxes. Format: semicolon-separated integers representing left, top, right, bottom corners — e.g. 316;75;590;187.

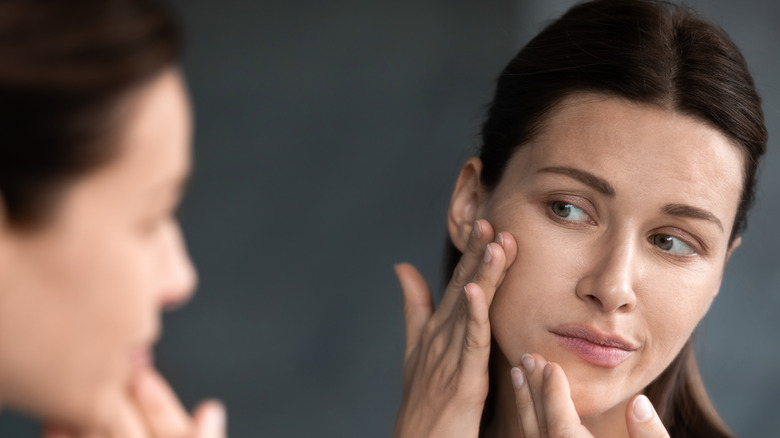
1;0;778;436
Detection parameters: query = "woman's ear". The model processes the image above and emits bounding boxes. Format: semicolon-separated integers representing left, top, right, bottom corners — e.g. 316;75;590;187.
708;234;743;303
448;157;486;252
726;234;742;263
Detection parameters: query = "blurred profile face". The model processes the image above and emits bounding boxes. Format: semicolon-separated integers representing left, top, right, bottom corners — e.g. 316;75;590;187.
0;69;196;428
451;93;743;422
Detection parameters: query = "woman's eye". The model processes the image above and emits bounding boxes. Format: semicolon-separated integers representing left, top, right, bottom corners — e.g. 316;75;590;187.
651;234;695;255
550;201;591;222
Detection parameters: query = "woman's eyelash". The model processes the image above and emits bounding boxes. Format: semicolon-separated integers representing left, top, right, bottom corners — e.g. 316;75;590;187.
650;233;696;255
548;200;593;224
649;228;709;258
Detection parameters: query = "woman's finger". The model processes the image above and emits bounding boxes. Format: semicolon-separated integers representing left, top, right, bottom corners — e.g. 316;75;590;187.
520;353;549;437
466;230;516;314
511;366;541;438
132;367;192;437
459;282;491;378
540;362;591;437
395;263;434;359
456;233;512;372
192;400;227;438
625;395;670;438
437;219;494;314
469;241;507;303
492;231;518;299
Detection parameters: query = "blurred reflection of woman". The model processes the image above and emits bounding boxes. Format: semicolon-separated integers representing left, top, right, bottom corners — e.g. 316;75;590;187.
0;1;224;436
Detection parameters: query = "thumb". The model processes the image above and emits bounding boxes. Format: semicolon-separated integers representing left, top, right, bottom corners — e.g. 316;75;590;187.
394;263;433;358
626;395;669;438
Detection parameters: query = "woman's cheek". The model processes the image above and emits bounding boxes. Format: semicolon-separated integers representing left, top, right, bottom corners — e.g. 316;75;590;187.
639;267;720;368
488;212;585;364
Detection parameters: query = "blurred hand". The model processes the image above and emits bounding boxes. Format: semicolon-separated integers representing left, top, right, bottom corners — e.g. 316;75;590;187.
393;219;517;438
43;367;226;438
511;353;669;438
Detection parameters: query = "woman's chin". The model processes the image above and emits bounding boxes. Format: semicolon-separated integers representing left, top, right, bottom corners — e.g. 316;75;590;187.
569;379;631;419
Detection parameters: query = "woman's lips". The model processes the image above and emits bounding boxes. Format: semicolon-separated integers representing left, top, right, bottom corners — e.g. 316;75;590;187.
551;325;637;368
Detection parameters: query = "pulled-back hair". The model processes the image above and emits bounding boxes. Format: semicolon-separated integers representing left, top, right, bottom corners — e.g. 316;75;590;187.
444;1;767;436
0;0;181;228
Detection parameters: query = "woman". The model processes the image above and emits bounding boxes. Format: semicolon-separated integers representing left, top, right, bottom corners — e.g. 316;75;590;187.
395;0;766;437
0;1;225;436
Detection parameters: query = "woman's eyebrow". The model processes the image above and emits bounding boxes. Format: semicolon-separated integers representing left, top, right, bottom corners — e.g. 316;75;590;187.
536;167;724;231
662;204;724;232
537;166;616;196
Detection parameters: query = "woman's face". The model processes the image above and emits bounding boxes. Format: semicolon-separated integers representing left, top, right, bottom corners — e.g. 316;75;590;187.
452;93;744;418
0;69;195;427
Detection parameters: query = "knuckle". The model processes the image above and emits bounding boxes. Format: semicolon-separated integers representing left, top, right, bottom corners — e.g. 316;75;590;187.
452;262;472;287
466;226;485;251
454;298;470;324
470;266;485;285
515;396;533;413
470;271;491;294
434;367;483;403
428;331;448;359
463;325;489;351
451;384;487;405
422;318;438;340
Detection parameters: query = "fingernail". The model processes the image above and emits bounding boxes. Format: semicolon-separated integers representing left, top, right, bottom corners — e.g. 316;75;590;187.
483;244;493;263
204;401;227;433
510;367;524;388
521;354;535;374
473;220;482;238
632;395;653;422
543;362;552;380
464;285;471;302
496;232;504;247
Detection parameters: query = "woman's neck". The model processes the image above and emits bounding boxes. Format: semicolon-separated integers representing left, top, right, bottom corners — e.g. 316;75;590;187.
482;353;631;438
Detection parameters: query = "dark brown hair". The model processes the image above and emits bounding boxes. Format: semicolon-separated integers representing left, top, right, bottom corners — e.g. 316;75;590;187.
0;0;181;228
444;0;767;436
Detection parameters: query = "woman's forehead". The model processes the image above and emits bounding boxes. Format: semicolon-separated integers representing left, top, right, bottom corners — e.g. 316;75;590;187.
506;94;744;222
105;70;192;192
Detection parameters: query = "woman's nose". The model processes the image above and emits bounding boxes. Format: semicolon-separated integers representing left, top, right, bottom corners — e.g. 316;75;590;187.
575;235;638;313
158;221;197;310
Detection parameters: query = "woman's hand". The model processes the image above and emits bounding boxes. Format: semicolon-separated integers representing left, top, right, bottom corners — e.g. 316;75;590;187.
43;367;226;438
511;353;669;438
394;219;517;438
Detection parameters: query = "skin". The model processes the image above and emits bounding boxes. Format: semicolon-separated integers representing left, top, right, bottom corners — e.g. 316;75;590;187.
396;93;744;437
394;223;517;437
0;69;225;438
396;223;667;438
